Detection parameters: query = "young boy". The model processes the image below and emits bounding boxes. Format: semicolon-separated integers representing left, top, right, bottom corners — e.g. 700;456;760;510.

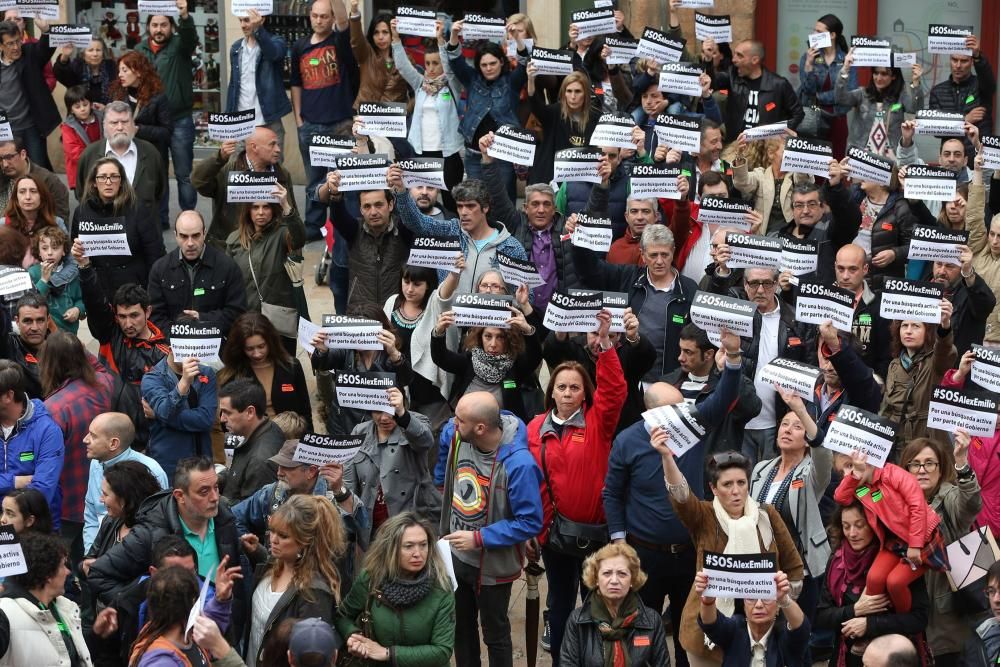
28;226;85;334
60;84;103;190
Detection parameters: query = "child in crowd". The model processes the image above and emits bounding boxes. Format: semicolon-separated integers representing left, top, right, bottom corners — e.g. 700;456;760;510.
60;84;103;191
834;450;949;614
28;226;84;334
272;410;308;441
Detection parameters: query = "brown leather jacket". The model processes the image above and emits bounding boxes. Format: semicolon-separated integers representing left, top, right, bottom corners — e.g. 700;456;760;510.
350;17;411;111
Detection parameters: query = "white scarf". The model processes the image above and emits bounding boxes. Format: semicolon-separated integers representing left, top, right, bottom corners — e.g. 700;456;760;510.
710;494;764;620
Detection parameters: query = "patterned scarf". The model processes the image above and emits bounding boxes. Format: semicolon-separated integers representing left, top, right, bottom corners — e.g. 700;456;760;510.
591;590;640;667
471;347;514;385
422;76;448;96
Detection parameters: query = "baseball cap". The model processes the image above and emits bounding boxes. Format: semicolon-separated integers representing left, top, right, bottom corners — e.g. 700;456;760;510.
289;618;343;662
269;440;304;468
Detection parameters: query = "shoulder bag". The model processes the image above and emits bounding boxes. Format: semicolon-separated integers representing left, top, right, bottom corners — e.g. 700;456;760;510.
540;438;608;560
247;245;299;338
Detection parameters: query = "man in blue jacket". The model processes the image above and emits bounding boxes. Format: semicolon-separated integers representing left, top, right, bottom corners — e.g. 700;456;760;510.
0;360;64;527
439;392;543;667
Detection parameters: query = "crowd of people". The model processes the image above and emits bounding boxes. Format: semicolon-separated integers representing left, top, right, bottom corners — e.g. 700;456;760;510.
1;0;1000;666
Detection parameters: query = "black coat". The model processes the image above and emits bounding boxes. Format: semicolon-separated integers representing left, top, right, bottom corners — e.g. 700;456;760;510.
223;360;314;432
946;274;997;357
75;137;167;217
849;186;916;281
11;34;59;136
713;66;804;140
52;56;116;104
311;348;414;435
147;245;247;334
561;594;669;667
130;92;174;167
222;418;286;503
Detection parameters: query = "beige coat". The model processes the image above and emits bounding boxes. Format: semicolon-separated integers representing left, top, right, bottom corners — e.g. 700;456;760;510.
0;596;92;667
731;157;814;233
967;183;1000;343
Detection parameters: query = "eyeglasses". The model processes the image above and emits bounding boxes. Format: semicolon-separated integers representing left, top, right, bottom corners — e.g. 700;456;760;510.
95;174;122;183
745;280;777;290
1;39;21;49
906;460;940;473
985;587;1000;598
792;201;822;211
0;153;20;163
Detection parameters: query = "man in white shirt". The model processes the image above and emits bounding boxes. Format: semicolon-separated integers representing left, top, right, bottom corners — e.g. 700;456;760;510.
228;8;292;151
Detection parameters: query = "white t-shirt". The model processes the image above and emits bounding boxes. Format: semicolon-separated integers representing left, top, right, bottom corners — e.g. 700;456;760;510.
747;304;781;430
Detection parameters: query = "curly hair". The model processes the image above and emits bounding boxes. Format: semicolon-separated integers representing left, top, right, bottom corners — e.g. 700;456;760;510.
109;50;165;108
104;460;162;527
9;531;67;591
4;175;58;238
581;542;648;591
463;325;526;358
827;500;875;550
31;225;69;261
267;495;346;602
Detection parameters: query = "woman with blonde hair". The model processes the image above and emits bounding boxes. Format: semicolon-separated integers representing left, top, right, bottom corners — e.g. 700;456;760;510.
524;68;599;185
732;134;815;234
241;494;345;667
560;542;668;666
335;512;455;665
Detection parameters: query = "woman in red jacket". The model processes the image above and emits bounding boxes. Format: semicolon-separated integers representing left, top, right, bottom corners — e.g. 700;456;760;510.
527;309;627;665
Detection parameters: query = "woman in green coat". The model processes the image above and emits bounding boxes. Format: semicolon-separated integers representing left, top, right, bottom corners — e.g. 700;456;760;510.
335;512;455;666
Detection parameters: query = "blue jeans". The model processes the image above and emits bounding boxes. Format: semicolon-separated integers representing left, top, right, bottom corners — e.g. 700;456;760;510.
298;120;350;239
18;125;51;170
170;115;197;210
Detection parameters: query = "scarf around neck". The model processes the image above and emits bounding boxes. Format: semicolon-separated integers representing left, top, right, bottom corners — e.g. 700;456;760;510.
471;347;514;384
422;76;448;96
828;540;879;606
591;590;640;667
711;495;763;620
381;570;432;608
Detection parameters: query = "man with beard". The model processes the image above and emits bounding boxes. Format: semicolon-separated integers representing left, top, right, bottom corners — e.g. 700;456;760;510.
0;292;50;397
409;184;453;220
74;101;166;215
713;40;803;139
930;245;996;356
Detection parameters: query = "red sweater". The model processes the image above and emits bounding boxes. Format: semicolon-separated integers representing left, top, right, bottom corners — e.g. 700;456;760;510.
528;348;627;543
835;462;940;549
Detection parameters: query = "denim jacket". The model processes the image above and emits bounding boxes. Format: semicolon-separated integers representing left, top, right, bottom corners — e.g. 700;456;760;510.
392;41;463;156
797;47;855;116
448;43;527;144
226;28;293;123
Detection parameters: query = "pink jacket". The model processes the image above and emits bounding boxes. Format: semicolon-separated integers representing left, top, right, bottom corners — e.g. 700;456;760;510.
835;462;941;549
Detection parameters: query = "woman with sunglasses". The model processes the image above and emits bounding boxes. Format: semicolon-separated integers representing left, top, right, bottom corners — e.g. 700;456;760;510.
649;328;805;666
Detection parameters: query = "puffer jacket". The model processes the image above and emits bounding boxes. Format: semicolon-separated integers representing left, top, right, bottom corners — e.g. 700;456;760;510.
0;398;63;529
227;210;306;312
349;17;410;111
880;329;956;456
849;186;916;280
0;589;91;667
561;593;668;667
135;18;198;120
835;72;923;156
731;157;814;233
60;109;104;190
447;42;527;144
928;56;996;157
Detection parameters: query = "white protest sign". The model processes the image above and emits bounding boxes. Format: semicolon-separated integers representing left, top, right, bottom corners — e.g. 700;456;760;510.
759;358;823;402
207;110;256;141
497;252;545;288
308;134;355;168
407;236;462;273
972;344;1000;393
695;13;731;43
915;109;966;137
658;62;703;97
335;371;395;413
553;147;603;184
76;217;131;256
138;0;179;16
697;197;754;230
795;281;855;332
880;279;943;323
846;147;893;186
357;102;408;138
226;171;279;203
637;27;685;63
14;0;59;18
928;386;1000;437
893;52;917;68
572;214;614;252
605;36;639;65
689;290;755;345
982;136;1000;170
47;25;94;49
334;154;391;192
293;433;365;465
487;125;536;167
808;32;832;49
395;6;437;37
451;293;514;328
570;290;628;333
571;7;616;40
642;403;706;456
506;38;532;57
903;165;958;202
631;163;682;200
436;538;459;590
589;112;638;149
543;291;604;333
780;137;833;178
823;405;898;468
461;13;505;41
676;0;713;7
321;314;383;350
529;47;575;76
231;0;273;16
297;317;328;355
850;36;892;67
169;324;222;363
0;266;32;297
654;113;702;153
780;239;818;276
909;225;968;266
400;157;447;190
0;114;11;142
702;551;777;600
184;572;212;637
724;232;782;270
743;121;788;141
928;24;973;56
0;526;26;578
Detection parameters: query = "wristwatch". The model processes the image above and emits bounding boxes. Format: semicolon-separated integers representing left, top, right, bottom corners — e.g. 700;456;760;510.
334;487;351;502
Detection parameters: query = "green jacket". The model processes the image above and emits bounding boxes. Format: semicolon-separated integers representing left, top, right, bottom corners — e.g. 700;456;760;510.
28;263;85;334
335;570;455;667
136;17;198;120
226;210;306;312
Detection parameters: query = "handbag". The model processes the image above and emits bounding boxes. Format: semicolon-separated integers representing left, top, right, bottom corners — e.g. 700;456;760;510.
943;513;999;616
336;584;377;667
797;105;833;139
540;439;608;560
247;247;299;338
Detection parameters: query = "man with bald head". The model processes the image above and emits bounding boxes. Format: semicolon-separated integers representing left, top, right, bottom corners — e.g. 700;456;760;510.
147;210;247;332
604;329;749;667
713;39;803;140
862;634;919;667
833;243;892;378
82;412;168;552
439;391;543;667
192;125;298;247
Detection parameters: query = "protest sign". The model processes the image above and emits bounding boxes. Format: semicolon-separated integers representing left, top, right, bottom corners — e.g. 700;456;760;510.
529;47;575;75
0;526;26;578
308;134;356;168
395;6;437;37
642;403;706;456
572;214;614;252
407;236;462;272
571;8;616;40
846;146;893;186
0;114;12;142
357;102;408;138
76;217;131;256
184;572;211;637
903;165;958;202
400;157;447;190
677;0;713;7
297;318;328;355
543;291;604;333
605;36;639;65
553;148;603;184
335;373;395;413
654;113;701;153
452;293;514;328
779;137;833;178
630;164;682;199
231;0;273;16
880;279;943;323
928;386;1000;437
780;239;818;276
293;433;366;465
702;551;777;600
487;125;536;166
137;0;178;16
915;109;966;136
982;136;1000;170
696;196;754;230
695;13;731;43
743;122;789;141
928;24;973;56
822;405;897;468
808;32;832;49
689;290;755;345
226;171;279;202
207;110;256;142
15;0;60;18
850;36;892;67
908;225;968;266
589;112;638;149
0;266;32;297
169;324;222;363
497;252;545;288
893;51;917;68
724;233;782;269
334;154;391;192
569;290;628;332
795;281;855;331
461;12;505;40
637;27;684;63
506;38;532;57
972;344;1000;393
658;62;703;97
47;25;94;49
321;315;383;350
759;358;823;401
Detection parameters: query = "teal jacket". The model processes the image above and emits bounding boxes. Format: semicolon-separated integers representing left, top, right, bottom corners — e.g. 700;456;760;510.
136;18;198;120
28;261;85;334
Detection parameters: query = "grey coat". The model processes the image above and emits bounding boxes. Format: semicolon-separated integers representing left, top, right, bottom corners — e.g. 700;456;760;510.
750;444;833;579
345;410;442;535
834;74;923;158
